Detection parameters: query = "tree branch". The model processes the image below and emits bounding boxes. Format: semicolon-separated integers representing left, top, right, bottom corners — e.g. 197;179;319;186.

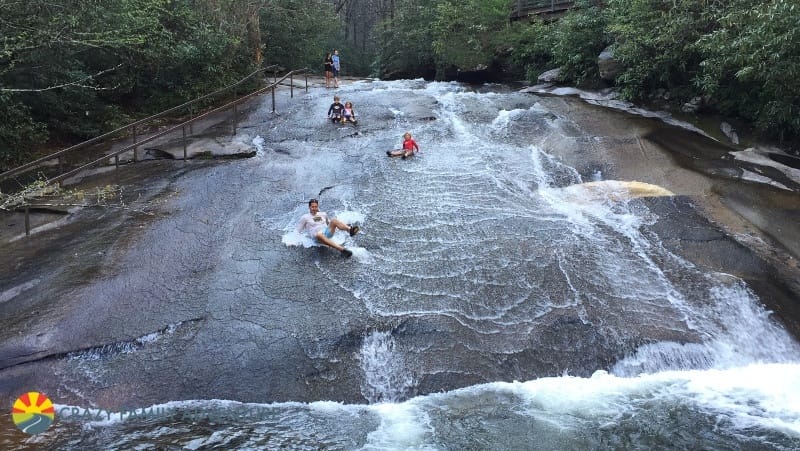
0;64;123;92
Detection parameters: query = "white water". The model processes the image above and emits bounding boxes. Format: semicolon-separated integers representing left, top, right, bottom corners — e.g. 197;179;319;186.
21;79;800;449
45;364;800;449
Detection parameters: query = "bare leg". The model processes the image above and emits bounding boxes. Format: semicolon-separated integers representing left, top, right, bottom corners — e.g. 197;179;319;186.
328;218;353;233
314;219;357;252
387;149;404;157
315;231;345;252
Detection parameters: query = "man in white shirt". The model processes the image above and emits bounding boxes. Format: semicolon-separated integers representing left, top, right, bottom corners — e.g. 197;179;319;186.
296;198;359;257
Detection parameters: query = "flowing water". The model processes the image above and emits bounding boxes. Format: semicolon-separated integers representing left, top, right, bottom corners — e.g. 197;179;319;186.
4;80;800;449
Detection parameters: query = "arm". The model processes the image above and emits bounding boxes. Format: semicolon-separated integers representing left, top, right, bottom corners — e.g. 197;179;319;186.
296;215;308;233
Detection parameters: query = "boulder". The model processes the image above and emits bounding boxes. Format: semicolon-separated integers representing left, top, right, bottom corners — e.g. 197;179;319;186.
597;46;622;81
537;68;561;83
720;122;740;145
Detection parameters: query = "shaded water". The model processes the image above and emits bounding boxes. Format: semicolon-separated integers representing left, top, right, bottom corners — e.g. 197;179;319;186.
4;80;800;449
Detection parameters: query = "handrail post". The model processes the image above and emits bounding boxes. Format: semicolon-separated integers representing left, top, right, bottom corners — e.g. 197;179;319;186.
132;125;138;162
290;73;294;98
232;103;238;135
272;85;276;113
305;72;309;92
182;125;188;161
24;205;30;236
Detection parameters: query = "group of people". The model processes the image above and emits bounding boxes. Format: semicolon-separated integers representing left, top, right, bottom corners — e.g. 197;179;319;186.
299;48;420;257
324;50;340;88
327;96;357;124
296;130;420;257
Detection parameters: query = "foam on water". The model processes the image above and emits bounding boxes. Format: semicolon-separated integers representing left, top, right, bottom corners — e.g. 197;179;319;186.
359;331;416;403
252;135;266;157
43;364;800;448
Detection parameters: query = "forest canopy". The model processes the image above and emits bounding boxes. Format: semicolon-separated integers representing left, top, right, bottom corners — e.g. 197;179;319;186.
1;0;798;170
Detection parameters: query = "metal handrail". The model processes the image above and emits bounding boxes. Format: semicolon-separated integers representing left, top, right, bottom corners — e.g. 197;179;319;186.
3;67;311;237
0;65;282;182
48;68;310;185
510;0;575;19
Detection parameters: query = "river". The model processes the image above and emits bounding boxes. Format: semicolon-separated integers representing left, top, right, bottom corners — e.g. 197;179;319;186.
1;79;799;449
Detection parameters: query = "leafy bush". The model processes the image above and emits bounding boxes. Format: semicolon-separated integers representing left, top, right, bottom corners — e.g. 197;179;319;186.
501;20;556;83
260;0;342;74
550;2;608;86
0;93;47;171
0;0;263;166
696;0;800;140
430;0;509;76
373;0;442;79
604;0;708;101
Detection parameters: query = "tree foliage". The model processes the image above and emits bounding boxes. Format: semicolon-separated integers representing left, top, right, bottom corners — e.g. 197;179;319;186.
696;0;800;139
0;0;263;171
550;1;607;86
2;0;798;171
373;0;442;79
430;0;508;74
260;0;341;72
605;0;710;100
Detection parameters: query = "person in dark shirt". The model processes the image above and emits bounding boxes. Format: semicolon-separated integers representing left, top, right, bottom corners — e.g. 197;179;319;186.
327;96;344;123
324;53;333;88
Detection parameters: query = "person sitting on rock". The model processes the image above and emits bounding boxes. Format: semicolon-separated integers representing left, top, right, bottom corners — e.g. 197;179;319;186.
327;96;344;123
387;132;420;159
342;101;357;124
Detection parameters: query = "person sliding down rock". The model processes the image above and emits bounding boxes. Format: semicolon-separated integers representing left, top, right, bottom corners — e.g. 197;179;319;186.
296;198;360;258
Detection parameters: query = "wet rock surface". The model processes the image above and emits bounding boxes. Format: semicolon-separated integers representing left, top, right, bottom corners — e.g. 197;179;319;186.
1;79;798;414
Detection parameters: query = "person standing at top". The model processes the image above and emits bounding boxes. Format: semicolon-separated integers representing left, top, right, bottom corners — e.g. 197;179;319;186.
387;132;420;159
324;52;334;88
331;50;341;88
296;199;360;258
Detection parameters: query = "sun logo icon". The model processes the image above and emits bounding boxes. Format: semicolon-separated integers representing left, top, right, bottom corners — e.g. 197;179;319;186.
11;392;55;434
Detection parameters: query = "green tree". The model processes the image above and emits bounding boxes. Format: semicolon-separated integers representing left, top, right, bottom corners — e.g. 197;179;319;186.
0;0;264;170
373;0;442;79
550;1;607;86
430;0;508;77
604;0;708;101
260;0;341;72
501;19;556;83
696;0;800;140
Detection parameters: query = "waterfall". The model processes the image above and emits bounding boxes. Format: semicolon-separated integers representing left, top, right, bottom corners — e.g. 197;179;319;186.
359;331;416;403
